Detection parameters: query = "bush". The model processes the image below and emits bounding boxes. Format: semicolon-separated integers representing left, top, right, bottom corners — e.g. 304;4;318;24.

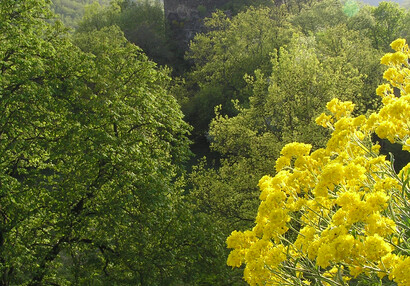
227;39;410;286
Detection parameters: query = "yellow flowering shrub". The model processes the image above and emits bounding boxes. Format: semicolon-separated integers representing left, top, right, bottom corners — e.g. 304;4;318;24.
227;39;410;286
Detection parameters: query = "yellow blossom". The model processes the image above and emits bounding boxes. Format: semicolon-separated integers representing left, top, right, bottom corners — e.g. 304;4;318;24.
280;142;312;158
365;213;396;236
384;68;399;81
315;113;333;128
326;98;355;120
376;83;393;97
363;234;392;261
380;53;393;65
316;243;335;268
378;253;401;279
390;52;408;65
390;38;407;52
390;256;410;286
275;156;291;172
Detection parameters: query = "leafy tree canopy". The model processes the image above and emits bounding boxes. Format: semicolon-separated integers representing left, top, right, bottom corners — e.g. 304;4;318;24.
348;1;409;50
0;0;226;284
76;0;173;67
182;5;294;137
51;0;111;28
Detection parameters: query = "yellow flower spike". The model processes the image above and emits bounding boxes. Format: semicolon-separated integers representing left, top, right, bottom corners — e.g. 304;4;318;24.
365;213;396;236
380;53;393;65
315;112;333;128
258;175;273;190
227;249;247;268
363;234;392;261
362;112;378;132
344;162;366;181
376;83;393;97
226;230;256;249
371;143;381;154
390;52;408;65
398;162;410;180
259;186;273;201
373;177;401;192
280;142;312;158
378;253;400;279
332;234;356;261
316;243;335;268
320;162;344;187
332;209;348;226
265;244;286;268
365;191;390;212
381;94;397;105
275;156;291;172
391;256;410;286
383;68;399;81
353;115;366;127
390;38;407;52
375;121;396;142
294;225;316;251
326;98;356;120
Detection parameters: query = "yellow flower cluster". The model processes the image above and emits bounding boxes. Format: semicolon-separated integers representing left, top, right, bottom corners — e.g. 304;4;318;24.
227;39;410;286
373;39;410;145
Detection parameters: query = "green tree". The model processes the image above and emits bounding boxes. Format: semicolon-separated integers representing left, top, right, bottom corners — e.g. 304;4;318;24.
51;0;111;28
370;2;406;50
349;2;408;51
1;1;219;284
77;0;173;67
314;24;384;114
290;0;348;35
183;6;293;138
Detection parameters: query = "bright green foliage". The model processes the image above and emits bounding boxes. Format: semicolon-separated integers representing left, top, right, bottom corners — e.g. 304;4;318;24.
51;0;111;28
342;0;360;17
190;35;360;214
290;0;348;35
184;6;294;136
248;37;365;147
314;24;384;114
77;0;171;66
188;7;291;91
182;0;387;138
349;2;409;51
370;2;407;50
0;0;217;284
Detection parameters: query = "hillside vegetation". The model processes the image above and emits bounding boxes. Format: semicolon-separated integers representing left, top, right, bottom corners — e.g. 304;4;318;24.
1;0;410;285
